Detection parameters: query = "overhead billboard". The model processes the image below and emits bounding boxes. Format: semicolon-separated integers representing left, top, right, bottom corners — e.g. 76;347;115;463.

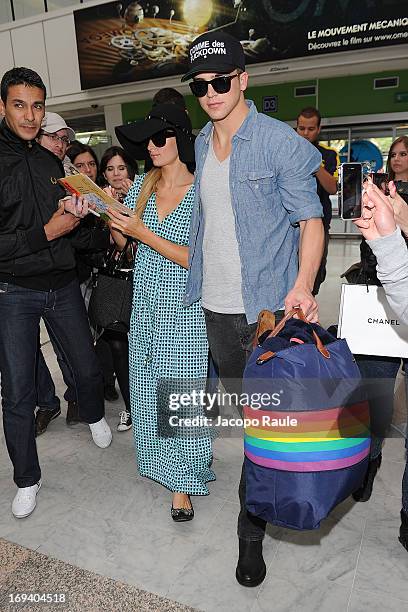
74;1;408;90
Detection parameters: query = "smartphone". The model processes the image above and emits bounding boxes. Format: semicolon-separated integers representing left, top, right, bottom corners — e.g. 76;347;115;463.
338;163;362;220
371;172;389;195
395;180;408;204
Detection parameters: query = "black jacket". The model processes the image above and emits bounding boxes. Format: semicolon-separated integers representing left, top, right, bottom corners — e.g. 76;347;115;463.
0;122;108;290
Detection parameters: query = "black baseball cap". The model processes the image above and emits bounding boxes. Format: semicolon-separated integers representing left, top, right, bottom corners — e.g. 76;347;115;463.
115;104;195;164
181;31;245;82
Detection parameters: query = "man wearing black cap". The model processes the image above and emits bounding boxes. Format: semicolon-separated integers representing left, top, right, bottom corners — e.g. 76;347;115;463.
182;31;325;587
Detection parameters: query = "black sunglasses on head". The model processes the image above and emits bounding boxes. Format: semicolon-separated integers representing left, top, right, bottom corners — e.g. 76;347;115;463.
149;129;176;147
189;73;239;98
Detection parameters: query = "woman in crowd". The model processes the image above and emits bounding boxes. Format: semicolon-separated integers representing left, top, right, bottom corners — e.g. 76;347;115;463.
96;146;138;431
356;181;408;323
67;141;100;183
385;136;408;237
101;145;137;202
387;135;408;183
109;104;215;521
351;138;408;505
67;142;118;403
355;180;408;552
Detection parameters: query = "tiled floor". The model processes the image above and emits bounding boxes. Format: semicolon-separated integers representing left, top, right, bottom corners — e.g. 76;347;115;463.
1;238;408;612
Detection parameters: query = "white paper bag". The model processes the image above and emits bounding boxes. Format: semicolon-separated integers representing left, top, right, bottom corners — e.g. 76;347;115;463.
338;284;408;357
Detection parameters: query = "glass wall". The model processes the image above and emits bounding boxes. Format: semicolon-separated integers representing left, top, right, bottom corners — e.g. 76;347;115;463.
76;131;111;162
46;0;83;10
65;113;110;162
0;2;13;24
0;0;87;24
14;1;46;21
396;125;408;140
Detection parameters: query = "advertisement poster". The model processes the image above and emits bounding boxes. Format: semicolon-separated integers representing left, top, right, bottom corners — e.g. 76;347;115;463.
74;1;408;90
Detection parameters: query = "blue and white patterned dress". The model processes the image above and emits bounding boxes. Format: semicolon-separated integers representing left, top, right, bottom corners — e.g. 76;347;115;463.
125;175;215;495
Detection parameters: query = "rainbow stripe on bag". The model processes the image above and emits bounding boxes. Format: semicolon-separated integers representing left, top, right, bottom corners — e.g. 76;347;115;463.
243;401;370;472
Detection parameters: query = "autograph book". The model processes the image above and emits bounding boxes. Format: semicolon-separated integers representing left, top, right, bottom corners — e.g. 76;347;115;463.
58;173;133;217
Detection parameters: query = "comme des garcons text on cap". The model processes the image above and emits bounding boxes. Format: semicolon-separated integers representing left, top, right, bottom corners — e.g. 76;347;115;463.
190;40;227;61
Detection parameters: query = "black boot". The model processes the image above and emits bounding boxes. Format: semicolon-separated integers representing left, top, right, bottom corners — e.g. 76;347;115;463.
399;509;408;552
235;539;266;587
66;401;82;425
352;453;382;502
35;406;61;437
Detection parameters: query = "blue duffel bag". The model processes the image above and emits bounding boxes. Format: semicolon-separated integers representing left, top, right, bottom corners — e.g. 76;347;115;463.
243;308;370;530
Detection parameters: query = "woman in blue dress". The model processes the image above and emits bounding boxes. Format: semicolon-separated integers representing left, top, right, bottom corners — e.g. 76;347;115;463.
108;104;215;520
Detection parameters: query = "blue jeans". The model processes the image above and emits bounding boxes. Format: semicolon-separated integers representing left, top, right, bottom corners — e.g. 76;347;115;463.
36;341;76;408
36;339;60;412
0;279;104;487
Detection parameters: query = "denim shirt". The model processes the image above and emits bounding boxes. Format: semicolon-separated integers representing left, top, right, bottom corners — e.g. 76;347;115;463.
184;100;323;323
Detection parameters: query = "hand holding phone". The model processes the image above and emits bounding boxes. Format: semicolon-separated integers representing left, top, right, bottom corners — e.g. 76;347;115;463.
394;180;408;204
338;163;363;220
370;172;389;195
353;182;397;240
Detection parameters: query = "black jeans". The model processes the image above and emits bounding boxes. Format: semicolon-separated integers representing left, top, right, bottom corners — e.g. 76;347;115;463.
36;332;60;412
0;279;104;487
95;335;116;389
203;308;284;541
356;354;407;459
36;339;77;407
356;354;408;513
96;329;130;411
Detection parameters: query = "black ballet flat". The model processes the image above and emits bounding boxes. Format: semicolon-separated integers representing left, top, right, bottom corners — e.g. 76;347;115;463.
171;504;194;522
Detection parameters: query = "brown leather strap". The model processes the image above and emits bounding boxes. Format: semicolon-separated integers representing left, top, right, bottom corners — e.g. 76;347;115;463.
258;306;330;362
253;309;276;347
256;350;275;365
268;308;299;338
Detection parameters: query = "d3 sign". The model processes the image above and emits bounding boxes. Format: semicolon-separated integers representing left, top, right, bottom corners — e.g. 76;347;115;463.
263;96;278;113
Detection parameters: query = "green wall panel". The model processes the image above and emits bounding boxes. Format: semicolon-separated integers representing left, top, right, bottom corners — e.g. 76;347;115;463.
122;98;155;124
245;80;317;123
319;70;408;117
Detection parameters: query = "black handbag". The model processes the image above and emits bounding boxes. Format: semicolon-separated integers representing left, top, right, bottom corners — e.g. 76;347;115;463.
88;240;135;333
340;238;382;287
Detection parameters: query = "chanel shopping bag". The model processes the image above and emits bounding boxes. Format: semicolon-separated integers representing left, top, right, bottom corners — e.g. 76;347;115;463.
338;284;408;358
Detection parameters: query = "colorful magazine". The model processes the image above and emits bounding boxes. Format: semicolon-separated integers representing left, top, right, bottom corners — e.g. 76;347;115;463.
58;173;133;217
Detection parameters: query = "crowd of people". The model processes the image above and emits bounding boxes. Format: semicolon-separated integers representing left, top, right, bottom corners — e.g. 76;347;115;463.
0;29;408;588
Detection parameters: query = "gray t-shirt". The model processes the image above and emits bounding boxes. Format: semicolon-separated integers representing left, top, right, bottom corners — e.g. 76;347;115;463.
200;134;244;313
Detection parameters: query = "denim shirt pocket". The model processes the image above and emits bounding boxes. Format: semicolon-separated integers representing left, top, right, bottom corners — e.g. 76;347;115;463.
239;170;275;196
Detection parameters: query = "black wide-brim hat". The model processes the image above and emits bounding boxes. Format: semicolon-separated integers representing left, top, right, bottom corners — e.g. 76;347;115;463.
115;103;195;165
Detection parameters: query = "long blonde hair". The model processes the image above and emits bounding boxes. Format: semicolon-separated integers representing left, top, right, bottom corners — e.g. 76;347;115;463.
135;168;161;218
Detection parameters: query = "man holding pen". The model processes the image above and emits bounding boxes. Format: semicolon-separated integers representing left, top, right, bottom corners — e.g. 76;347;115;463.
0;67;112;520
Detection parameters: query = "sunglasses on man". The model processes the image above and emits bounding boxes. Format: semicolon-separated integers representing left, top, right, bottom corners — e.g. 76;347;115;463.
189;73;240;98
